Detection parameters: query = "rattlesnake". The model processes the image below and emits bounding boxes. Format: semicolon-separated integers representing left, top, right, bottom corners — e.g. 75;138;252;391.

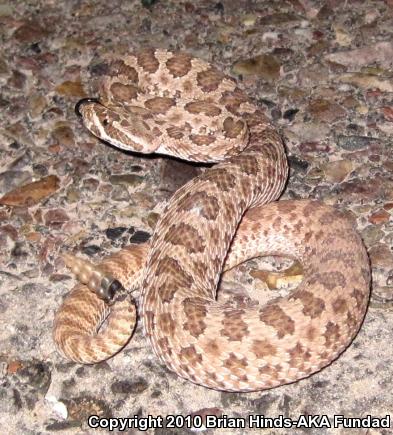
53;48;370;392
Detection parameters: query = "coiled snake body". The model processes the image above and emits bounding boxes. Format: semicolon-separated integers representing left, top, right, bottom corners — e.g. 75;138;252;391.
53;49;370;392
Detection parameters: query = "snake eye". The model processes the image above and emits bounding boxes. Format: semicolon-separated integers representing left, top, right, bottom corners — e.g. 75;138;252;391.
102;119;109;126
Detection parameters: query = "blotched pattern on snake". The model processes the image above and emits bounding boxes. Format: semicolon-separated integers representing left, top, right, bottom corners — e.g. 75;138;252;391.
53;49;370;392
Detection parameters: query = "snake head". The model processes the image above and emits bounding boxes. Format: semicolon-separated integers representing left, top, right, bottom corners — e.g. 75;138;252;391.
75;98;114;138
75;97;157;153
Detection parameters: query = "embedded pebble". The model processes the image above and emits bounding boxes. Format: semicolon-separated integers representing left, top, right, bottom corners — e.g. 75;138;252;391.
307;98;346;123
111;378;149;395
51;125;75;147
46;395;68;420
82;245;102;256
322;160;353;183
130;230;150;244
106;226;128;240
232;54;281;81
13;21;49;43
55;80;86;97
368;209;390;225
338;73;393;92
109;174;144;187
110;184;131;201
325;41;393;68
336;135;376;150
368;244;393;268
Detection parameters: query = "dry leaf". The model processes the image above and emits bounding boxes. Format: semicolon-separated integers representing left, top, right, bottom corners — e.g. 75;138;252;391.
0;175;60;207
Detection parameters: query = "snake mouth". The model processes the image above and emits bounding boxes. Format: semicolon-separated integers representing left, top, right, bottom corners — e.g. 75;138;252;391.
75;97;102;118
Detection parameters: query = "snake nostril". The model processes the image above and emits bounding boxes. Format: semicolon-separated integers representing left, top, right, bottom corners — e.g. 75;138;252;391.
74;97;101;118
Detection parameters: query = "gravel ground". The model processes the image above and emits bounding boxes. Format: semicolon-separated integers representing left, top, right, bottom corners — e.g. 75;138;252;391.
0;0;392;434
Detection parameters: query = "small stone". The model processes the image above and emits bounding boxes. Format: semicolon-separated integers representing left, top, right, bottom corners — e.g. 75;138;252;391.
298;142;330;153
46;395;68;420
259;12;301;25
106;227;127;240
325;41;393;69
361;226;384;247
322;160;353;183
338;177;385;202
283;108;299;121
307;40;330;57
336;135;375;151
333;25;353;46
232;54;281;81
9;150;34;170
8;69;27;89
370;286;393;309
341;95;360;109
42;106;64;121
82;245;102;256
55;80;86;98
111;377;148;394
288;155;309;173
11;242;29;258
128;192;155;208
287;122;330;142
0;58;8;75
49;273;70;283
7;360;23;374
387;272;393;286
316;4;333;20
28;94;47;119
44;209;69;229
15;360;51;393
14;21;49;43
51;125;75;147
45;421;81;431
144;212;160;229
271;108;282;121
184;2;195;13
369;244;393;268
109;174;144;187
242;14;257;26
381;106;393;122
297;64;329;88
82;178;99;192
338;73;393;92
0;3;13;16
308;99;346;123
141;0;158;8
111;185;131;202
66;187;80;203
130;230;150;244
368;209;390;225
65;396;112;421
217;25;235;44
0;170;30;194
4;121;34;146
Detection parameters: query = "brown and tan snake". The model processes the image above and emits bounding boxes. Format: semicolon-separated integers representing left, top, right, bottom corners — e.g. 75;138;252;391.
53;49;370;392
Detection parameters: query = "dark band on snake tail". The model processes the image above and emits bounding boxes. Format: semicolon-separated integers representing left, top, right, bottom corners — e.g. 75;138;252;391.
75;97;102;118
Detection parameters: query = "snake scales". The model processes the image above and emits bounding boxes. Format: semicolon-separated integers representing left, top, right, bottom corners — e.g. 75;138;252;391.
53;48;370;392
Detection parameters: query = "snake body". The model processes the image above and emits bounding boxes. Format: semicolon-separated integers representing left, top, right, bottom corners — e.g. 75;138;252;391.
53;49;370;392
